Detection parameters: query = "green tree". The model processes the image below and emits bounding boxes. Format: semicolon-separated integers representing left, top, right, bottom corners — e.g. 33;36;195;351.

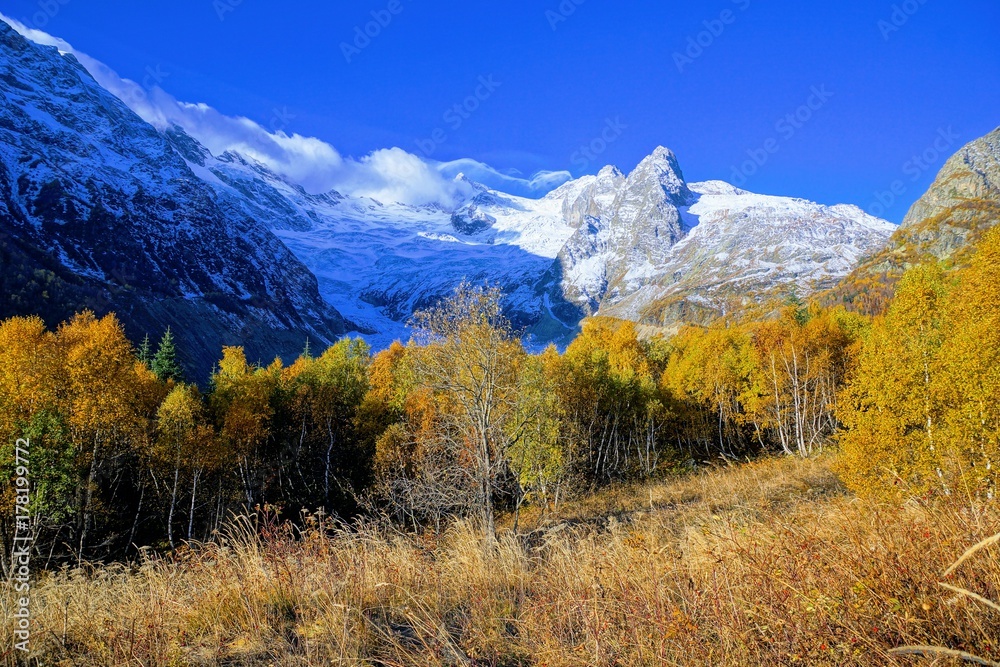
152;328;184;383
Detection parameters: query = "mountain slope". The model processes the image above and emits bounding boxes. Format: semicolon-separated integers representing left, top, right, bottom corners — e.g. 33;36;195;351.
0;18;901;354
826;127;1000;313
615;181;896;326
539;154;893;329
174;138;895;344
0;21;349;378
177;141;581;346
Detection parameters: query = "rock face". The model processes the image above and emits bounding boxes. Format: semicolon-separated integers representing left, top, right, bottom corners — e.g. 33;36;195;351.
609;182;895;325
0;17;903;356
0;22;348;379
541;151;893;330
827;127;1000;313
901;127;1000;244
550;149;695;317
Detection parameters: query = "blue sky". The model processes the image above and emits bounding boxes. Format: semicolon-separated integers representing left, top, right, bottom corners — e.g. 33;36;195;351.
5;0;999;221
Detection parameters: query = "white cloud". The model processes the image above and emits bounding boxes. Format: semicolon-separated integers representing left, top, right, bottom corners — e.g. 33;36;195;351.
0;14;566;207
436;158;573;198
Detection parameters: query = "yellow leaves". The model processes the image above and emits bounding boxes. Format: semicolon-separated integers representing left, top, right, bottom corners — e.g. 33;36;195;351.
155;384;217;470
0;315;60;439
210;347;275;457
566;317;653;386
215;346;252;386
836;266;948;499
368;341;409;408
158;384;204;443
838;231;1000;500
0;311;154;452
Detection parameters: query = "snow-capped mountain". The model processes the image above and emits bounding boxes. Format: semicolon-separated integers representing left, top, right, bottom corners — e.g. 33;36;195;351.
539;150;894;328
0;21;348;378
176;136;583;346
0;17;898;360
604;180;897;325
179;133;894;343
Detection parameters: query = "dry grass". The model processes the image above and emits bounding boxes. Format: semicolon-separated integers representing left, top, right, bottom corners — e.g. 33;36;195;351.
4;454;1000;666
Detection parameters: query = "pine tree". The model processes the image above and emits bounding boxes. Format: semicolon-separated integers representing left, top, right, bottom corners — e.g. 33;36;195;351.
137;334;152;368
152;328;184;383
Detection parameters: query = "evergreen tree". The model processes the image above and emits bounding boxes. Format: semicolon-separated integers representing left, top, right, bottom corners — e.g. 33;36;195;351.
785;292;808;326
137;334;152;368
152;328;184;383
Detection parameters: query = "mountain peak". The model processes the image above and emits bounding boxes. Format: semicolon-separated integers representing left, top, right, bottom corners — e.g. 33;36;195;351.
629;145;692;205
649;145;679;160
597;165;625;180
901;127;1000;231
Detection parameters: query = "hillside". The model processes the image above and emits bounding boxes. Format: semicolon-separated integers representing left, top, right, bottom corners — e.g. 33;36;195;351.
826;127;1000;314
0;21;349;379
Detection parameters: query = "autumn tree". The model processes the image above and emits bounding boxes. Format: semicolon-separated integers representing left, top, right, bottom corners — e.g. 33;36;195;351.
661;324;754;459
507;347;567;520
745;305;858;457
406;284;533;537
560;318;671;483
837;264;948;498
209;347;277;509
59;312;163;561
281;338;372;511
155;384;214;547
935;227;1000;500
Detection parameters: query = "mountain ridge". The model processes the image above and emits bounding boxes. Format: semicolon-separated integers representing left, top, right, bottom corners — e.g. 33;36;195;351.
825;127;1000;314
0;16;905;360
0;21;350;380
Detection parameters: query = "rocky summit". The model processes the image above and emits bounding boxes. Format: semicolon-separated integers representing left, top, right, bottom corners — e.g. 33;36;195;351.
827;127;1000;314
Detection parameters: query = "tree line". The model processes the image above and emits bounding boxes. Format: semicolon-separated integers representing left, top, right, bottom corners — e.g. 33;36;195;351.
4;228;1000;570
